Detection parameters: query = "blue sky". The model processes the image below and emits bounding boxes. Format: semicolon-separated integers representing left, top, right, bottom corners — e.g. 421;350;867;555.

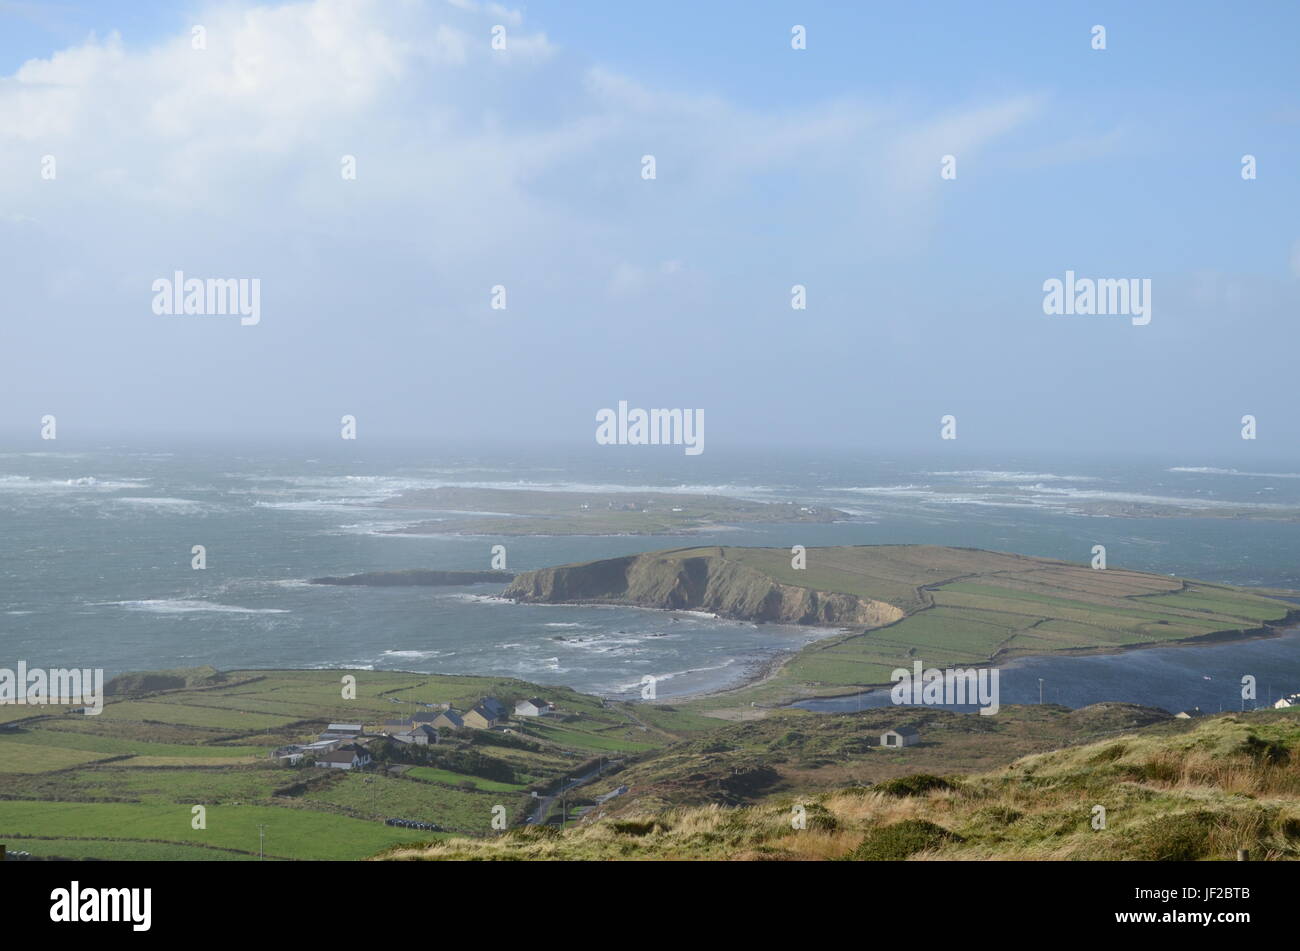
0;1;1297;454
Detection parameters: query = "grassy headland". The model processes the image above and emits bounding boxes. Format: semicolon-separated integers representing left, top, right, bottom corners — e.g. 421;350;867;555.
503;545;1299;711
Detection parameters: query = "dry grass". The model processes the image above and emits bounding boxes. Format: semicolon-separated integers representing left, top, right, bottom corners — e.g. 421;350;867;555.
379;711;1300;861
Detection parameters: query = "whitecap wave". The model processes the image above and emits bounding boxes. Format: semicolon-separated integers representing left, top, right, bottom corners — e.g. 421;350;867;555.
925;470;1097;483
100;599;290;615
0;475;149;492
1169;467;1300;479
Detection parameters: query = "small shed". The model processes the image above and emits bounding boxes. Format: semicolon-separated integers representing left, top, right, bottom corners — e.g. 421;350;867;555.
880;727;920;748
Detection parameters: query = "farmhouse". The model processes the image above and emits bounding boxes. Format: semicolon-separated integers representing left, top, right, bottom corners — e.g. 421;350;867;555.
270;744;306;764
880;727;920;749
383;712;444;733
515;697;554;717
1174;708;1205;719
431;709;464;730
463;704;499;730
318;746;372;770
1275;694;1300;709
390;724;439;746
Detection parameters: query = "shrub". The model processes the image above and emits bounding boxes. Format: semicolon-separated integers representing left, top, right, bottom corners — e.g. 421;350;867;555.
610;819;670;837
970;805;1022;827
849;819;961;861
875;774;953;797
1125;811;1216;861
1087;743;1128;765
505;824;561;840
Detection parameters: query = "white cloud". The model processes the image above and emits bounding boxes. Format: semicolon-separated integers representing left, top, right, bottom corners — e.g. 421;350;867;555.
0;0;1045;437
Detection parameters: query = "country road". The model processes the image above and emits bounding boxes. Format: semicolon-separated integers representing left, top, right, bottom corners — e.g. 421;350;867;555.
526;760;620;826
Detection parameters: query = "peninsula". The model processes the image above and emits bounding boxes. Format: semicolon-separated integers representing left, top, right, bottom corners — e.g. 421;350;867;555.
504;545;1300;707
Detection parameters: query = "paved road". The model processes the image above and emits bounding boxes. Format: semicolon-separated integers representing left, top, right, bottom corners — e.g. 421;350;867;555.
526;761;620;826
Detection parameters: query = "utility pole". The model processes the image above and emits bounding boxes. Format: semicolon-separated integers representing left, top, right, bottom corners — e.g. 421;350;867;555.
1038;679;1044;705
258;824;265;861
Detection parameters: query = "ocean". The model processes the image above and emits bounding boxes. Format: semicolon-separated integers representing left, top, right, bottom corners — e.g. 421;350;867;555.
2;442;1299;706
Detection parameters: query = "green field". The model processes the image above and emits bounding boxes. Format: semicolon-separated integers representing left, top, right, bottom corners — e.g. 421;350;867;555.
0;800;437;860
655;547;1298;709
0;667;708;859
405;767;533;792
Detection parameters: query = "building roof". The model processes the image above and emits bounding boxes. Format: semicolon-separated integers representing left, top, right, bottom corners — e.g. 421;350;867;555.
318;750;362;764
886;727;920;737
325;723;364;732
409;724;438;737
519;697;551;708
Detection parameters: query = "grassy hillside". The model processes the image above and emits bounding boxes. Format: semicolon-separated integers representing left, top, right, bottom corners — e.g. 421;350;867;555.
572;702;1175;817
381;709;1300;861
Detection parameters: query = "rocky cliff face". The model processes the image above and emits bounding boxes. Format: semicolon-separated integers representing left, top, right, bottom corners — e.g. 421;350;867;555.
503;551;904;627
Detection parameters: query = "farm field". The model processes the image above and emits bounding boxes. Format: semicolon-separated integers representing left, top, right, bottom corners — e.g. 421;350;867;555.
579;547;1300;710
0;667;708;859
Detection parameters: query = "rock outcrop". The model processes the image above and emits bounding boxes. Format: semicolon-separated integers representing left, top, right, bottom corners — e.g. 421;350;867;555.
503;550;903;627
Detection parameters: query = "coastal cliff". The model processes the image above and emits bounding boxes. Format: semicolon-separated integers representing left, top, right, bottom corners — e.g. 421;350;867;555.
502;549;904;627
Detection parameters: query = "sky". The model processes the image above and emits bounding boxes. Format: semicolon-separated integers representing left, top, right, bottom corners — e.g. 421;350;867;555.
0;0;1297;456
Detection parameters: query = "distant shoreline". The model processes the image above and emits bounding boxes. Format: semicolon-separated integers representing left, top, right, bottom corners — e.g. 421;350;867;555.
668;607;1300;710
309;569;515;586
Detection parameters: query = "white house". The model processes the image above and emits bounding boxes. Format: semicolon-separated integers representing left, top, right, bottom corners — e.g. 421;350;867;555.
515;697;554;717
1274;694;1300;709
880;727;920;748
